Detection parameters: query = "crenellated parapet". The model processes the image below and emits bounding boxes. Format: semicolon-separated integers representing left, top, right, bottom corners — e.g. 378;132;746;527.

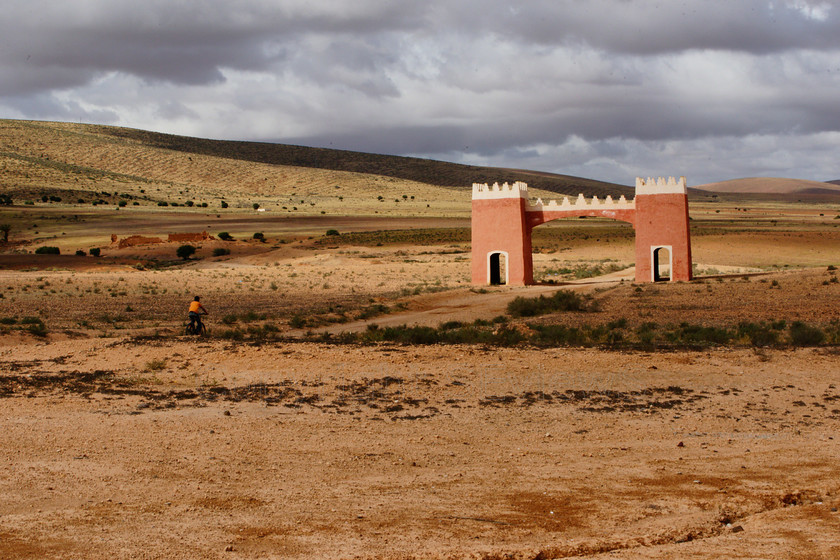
527;193;634;211
472;181;529;200
635;176;687;195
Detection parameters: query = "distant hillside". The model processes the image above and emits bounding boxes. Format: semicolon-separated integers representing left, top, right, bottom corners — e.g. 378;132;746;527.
0;120;632;216
93;124;631;196
694;177;840;195
827;180;840;186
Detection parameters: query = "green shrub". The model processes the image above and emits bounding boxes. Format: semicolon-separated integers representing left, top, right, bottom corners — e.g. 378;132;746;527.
218;232;233;241
530;324;588;346
118;200;127;207
325;229;340;236
212;248;230;257
157;201;168;207
34;246;60;255
737;322;779;347
789;322;825;346
75;249;87;256
356;323;526;346
176;244;196;260
358;304;390;320
253;232;265;241
289;315;306;329
144;359;167;372
241;311;265;322
507;289;594;317
221;201;228;208
665;323;732;346
607;317;628;330
216;329;244;340
89;248;101;257
27;322;48;337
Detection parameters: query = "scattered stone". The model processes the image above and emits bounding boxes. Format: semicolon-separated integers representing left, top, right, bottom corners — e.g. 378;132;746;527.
731;525;744;533
223;410;231;416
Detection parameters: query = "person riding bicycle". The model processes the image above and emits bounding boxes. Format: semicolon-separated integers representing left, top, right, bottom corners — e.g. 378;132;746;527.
188;296;208;333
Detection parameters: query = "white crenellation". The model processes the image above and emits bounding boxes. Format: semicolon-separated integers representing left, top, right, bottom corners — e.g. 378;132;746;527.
472;181;529;200
526;192;635;211
475;180;636;209
635;176;687;195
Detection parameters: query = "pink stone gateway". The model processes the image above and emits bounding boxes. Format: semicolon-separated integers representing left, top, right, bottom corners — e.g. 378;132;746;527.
471;177;693;285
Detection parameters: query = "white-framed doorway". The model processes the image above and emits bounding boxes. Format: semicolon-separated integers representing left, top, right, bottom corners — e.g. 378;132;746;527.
651;245;672;282
487;251;509;285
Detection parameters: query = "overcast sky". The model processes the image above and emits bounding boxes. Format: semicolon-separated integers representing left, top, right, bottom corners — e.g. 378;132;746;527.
2;0;839;185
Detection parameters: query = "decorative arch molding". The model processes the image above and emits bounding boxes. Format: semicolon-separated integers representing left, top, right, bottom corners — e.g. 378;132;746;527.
471;177;693;285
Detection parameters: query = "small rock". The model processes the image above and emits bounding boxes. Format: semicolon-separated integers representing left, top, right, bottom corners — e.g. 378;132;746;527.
225;545;234;552
731;525;744;533
223;410;231;416
677;441;684;448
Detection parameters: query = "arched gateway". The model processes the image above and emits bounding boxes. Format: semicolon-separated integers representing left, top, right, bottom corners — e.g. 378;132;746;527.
471;176;692;285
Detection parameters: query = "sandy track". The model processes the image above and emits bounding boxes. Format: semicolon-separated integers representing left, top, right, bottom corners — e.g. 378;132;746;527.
317;275;628;334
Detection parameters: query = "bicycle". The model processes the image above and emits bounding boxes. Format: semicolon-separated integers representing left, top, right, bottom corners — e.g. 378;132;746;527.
185;317;208;336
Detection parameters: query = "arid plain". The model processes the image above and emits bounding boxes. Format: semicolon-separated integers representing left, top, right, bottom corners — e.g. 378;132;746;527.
2;121;840;559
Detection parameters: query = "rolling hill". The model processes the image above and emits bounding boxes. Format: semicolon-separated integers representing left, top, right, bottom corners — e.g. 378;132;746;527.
0;120;631;215
694;177;840;195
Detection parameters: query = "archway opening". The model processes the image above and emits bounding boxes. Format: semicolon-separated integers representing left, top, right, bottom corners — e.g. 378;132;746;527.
530;219;634;283
652;246;672;282
489;252;507;285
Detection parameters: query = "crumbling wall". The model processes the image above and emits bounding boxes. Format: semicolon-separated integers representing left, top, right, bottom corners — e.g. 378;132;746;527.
168;231;213;243
116;235;164;249
111;231;213;249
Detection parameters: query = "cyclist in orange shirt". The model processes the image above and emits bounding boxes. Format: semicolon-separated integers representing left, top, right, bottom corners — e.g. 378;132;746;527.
188;296;208;333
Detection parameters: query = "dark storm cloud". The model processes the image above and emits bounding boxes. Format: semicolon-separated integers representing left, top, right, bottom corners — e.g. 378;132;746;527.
1;0;840;183
451;1;840;54
0;1;425;92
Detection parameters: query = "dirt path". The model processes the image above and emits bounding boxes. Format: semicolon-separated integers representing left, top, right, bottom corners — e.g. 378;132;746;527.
315;270;634;334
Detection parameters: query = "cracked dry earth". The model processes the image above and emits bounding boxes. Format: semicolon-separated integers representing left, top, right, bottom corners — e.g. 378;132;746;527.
1;337;839;559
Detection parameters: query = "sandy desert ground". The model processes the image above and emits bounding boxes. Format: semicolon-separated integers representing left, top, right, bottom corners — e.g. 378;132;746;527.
2;204;840;559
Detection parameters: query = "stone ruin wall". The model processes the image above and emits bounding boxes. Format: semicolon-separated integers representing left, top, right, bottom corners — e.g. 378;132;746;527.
111;231;213;249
